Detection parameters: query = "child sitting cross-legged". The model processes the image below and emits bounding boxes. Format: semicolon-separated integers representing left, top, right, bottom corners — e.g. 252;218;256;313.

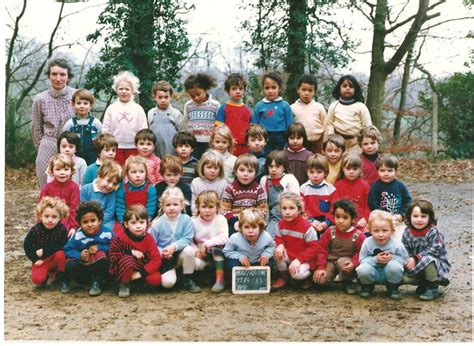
313;199;365;294
109;204;162;298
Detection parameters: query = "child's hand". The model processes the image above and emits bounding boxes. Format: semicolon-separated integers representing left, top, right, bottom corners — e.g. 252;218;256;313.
289;259;301;276
259;256;269;266
131;249;144;259
80;249;90;262
376;252;392;265
313;269;326;283
311;220;321;229
340;259;355;273
68;228;76;239
162;245;176;259
405;257;416;270
315;222;328;232
240;256;250;267
36;249;43;258
274;245;285;261
34;259;44;266
88;245;98;254
131;271;142;281
356;218;367;228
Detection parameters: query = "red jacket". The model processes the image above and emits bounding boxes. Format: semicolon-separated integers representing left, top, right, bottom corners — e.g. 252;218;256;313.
334;177;370;222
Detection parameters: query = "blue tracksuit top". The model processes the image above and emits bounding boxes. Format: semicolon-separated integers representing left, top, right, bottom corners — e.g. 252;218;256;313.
251;97;293;132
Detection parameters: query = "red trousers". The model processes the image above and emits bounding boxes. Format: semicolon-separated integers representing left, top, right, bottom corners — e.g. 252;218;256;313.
31;251;66;285
233;143;249;157
115;148;138;167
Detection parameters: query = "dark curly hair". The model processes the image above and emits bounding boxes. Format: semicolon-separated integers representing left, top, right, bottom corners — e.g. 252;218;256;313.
333;199;357;220
184;73;217;91
76;201;104;224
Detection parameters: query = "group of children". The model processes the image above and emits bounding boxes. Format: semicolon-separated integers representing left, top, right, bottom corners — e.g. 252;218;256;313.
24;70;450;302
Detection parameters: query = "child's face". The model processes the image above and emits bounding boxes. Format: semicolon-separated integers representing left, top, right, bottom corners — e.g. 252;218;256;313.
124;215;148;237
280;199;299;222
236;164;256;185
211;134;230;154
187;87;207;104
288;135;304;149
116;81;133;102
340;79;355;99
80;212;101;236
128;163;147;186
96;175;119;194
334;207;352;232
99;146;117;163
228;84;245;102
198;203;218;222
342;165;361;181
203;164;220;181
176;144;193;160
163;170;181;187
41;207;61;230
59;138;77;157
378;164;396;183
247;136;265;153
268;160;284;179
297;83;316;104
53;164;72;184
241;223;261;244
410;206;430;230
154;90;171;110
162;197;182;218
324;142;344;164
370;219;393;245
136;139;155;158
307;168;325;185
262;78;281;101
73;98;92;118
360;136;379;156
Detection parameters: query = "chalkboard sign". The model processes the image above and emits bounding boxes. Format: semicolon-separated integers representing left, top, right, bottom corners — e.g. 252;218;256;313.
232;266;271;294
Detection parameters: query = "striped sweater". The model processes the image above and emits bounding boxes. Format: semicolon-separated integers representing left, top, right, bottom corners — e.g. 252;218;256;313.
221;180;268;220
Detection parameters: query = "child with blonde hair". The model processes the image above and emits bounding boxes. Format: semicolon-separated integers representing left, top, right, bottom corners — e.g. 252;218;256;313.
115;156;157;225
209;124;237;183
402;199;450;301
191;150;227;214
323;133;346;184
273;192;319;289
223;209;275;274
357;210;409;300
149;187;199;292
102;71;148;166
192;190;229;292
221;154;268;236
109;205;162;298
23;197;70;292
39;153;80;237
183;73;220;159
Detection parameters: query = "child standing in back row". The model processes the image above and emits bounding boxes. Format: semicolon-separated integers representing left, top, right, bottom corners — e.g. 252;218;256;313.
215;73;252;156
102;71;148;166
326;75;372;152
183;73;220;159
290;74;326;154
148;81;185;158
252;71;293;155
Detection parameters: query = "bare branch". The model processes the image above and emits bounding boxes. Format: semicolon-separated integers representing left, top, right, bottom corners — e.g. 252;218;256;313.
421;16;474;31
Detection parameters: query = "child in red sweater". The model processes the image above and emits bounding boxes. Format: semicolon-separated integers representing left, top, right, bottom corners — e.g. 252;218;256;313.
109;205;162;298
272;192;319;289
313;199;366;294
358;125;382;186
334;153;370;229
39;153;80;238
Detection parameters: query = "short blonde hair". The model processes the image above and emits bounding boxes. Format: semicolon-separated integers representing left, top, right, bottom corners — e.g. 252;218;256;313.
210;124;234;154
112;71;140;95
35;196;69;220
159;187;185;216
195;190;221;214
367;210;395;234
47;153;76;176
238;209;265;232
197;150;224;179
97;161;123;181
279;192;304;215
124;155;148;179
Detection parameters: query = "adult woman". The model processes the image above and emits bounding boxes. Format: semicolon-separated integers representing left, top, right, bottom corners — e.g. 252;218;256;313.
32;58;76;188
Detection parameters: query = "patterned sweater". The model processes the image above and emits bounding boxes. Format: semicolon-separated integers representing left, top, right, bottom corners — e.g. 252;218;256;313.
184;96;220;143
64;225;114;260
251;97;293;132
221;180;268;220
23;223;68;263
368;179;412;216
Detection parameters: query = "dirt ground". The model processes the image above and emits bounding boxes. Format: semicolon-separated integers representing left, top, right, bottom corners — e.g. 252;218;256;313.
3;182;473;342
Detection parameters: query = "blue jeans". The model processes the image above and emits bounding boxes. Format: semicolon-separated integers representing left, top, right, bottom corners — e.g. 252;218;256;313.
356;261;404;285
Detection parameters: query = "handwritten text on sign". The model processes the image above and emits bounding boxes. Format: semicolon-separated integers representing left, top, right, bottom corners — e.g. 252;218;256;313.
232;266;271;294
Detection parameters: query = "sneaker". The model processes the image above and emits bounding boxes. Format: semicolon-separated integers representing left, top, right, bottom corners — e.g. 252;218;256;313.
359;284;373;298
345;282;358;295
89;278;102;296
183;276;201;293
419;287;439;301
118;283;130;298
387;284;401;300
211;281;225;293
59;280;71;294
